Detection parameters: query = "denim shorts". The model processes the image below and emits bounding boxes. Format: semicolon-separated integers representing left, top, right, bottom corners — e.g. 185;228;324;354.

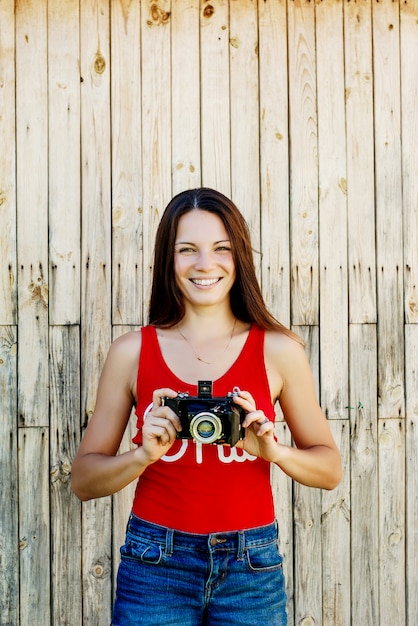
112;514;287;626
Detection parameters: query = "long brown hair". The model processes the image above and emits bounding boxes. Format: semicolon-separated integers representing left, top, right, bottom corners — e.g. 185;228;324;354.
148;188;301;342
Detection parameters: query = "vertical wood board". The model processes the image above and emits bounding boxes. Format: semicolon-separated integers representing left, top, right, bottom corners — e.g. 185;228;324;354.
50;326;82;625
18;427;50;626
344;0;376;324
48;0;81;325
200;0;231;196
288;0;319;326
400;2;418;323
405;324;418;625
111;0;143;326
0;327;18;624
316;0;348;418
349;324;379;625
373;0;405;419
141;0;172;321
0;0;17;324
171;0;201;193
258;0;291;326
16;0;49;427
80;1;113;621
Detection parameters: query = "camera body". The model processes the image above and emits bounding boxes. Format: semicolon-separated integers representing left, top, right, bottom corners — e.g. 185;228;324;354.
162;381;245;446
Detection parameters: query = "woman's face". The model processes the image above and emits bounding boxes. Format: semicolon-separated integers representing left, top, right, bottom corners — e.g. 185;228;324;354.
174;210;236;311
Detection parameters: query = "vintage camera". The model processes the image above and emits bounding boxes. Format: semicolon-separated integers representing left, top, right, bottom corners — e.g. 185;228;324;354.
162;381;245;446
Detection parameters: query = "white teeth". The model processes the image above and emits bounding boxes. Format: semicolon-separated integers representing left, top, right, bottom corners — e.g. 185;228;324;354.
191;278;220;286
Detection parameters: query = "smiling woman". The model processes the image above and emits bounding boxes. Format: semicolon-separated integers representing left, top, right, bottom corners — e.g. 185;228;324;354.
71;187;341;626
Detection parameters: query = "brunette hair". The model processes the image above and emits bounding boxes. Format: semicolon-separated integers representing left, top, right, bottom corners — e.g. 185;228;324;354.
148;187;300;342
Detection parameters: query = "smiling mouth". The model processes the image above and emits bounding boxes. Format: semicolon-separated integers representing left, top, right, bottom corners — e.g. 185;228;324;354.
190;278;221;286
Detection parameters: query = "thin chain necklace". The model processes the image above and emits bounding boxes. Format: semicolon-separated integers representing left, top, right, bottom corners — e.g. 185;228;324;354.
176;318;237;365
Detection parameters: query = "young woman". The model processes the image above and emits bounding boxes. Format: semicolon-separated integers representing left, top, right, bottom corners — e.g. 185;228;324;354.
72;187;342;626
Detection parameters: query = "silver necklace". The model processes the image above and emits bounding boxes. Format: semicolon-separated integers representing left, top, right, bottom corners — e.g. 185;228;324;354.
176;318;237;365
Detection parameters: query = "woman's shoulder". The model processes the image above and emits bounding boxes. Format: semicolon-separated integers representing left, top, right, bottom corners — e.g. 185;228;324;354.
264;328;307;368
108;328;143;363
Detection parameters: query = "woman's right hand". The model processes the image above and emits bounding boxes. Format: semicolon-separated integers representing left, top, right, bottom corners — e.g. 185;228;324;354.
139;388;182;464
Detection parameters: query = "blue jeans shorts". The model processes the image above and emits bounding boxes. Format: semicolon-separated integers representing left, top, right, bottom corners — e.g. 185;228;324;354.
112;514;287;626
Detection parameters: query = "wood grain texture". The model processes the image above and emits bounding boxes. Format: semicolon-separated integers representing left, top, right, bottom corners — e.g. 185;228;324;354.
200;0;231;196
316;0;348;419
288;0;319;326
400;1;418;324
0;0;17;325
50;326;82;625
0;327;18;624
373;0;405;420
80;1;113;622
48;0;81;325
349;323;379;625
111;0;143;325
344;0;377;324
171;0;201;193
16;0;49;427
258;0;290;326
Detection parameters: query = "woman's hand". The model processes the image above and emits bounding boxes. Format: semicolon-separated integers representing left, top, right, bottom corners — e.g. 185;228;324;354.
233;390;280;461
140;388;182;464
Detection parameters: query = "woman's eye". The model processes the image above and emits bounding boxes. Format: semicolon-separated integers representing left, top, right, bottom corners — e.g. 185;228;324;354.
215;246;231;253
177;247;196;254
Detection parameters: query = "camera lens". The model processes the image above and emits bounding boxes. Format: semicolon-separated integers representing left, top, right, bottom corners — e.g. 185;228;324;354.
189;412;223;444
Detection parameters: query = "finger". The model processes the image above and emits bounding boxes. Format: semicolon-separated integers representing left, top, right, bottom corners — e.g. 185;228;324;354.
144;416;179;444
152;387;177;409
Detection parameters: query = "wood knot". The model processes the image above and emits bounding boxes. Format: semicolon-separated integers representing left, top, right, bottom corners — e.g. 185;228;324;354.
148;3;170;25
94;54;106;75
203;4;215;18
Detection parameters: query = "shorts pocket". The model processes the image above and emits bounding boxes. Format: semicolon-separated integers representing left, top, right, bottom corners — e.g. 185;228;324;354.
245;540;284;573
120;536;164;565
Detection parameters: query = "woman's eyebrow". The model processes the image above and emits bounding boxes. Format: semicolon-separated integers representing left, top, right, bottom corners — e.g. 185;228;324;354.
175;239;231;245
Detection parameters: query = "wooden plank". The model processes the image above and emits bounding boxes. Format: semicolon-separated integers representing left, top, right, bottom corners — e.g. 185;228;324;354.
111;326;138;600
292;324;322;625
373;0;405;419
230;0;260;252
18;427;50;626
171;0;201;194
141;0;172;322
288;0;319;326
271;422;294;625
344;0;376;324
80;0;113;622
48;0;81;325
49;326;82;625
0;327;18;624
0;0;17;324
349;324;379;625
400;1;418;323
16;0;49;428
258;0;290;326
378;418;406;625
200;0;231;196
316;0;348;419
405;324;418;626
321;420;350;626
111;0;143;326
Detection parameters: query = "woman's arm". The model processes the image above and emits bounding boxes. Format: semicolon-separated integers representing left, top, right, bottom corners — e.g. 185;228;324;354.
235;331;342;490
71;332;181;501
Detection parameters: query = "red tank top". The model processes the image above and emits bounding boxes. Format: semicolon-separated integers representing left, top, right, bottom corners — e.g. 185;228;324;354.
131;324;275;533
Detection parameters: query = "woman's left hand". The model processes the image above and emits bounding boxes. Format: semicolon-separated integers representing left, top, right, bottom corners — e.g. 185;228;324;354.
233;390;280;461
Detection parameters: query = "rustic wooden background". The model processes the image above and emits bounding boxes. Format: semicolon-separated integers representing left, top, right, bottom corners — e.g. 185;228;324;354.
0;0;417;624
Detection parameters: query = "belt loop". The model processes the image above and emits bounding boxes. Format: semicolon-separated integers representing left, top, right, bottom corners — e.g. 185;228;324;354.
237;531;245;560
166;529;174;556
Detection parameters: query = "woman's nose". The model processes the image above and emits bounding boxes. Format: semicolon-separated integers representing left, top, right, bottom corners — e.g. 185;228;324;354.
194;250;214;270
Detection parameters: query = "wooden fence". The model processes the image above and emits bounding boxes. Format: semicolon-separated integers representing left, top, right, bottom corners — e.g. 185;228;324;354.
0;0;417;624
